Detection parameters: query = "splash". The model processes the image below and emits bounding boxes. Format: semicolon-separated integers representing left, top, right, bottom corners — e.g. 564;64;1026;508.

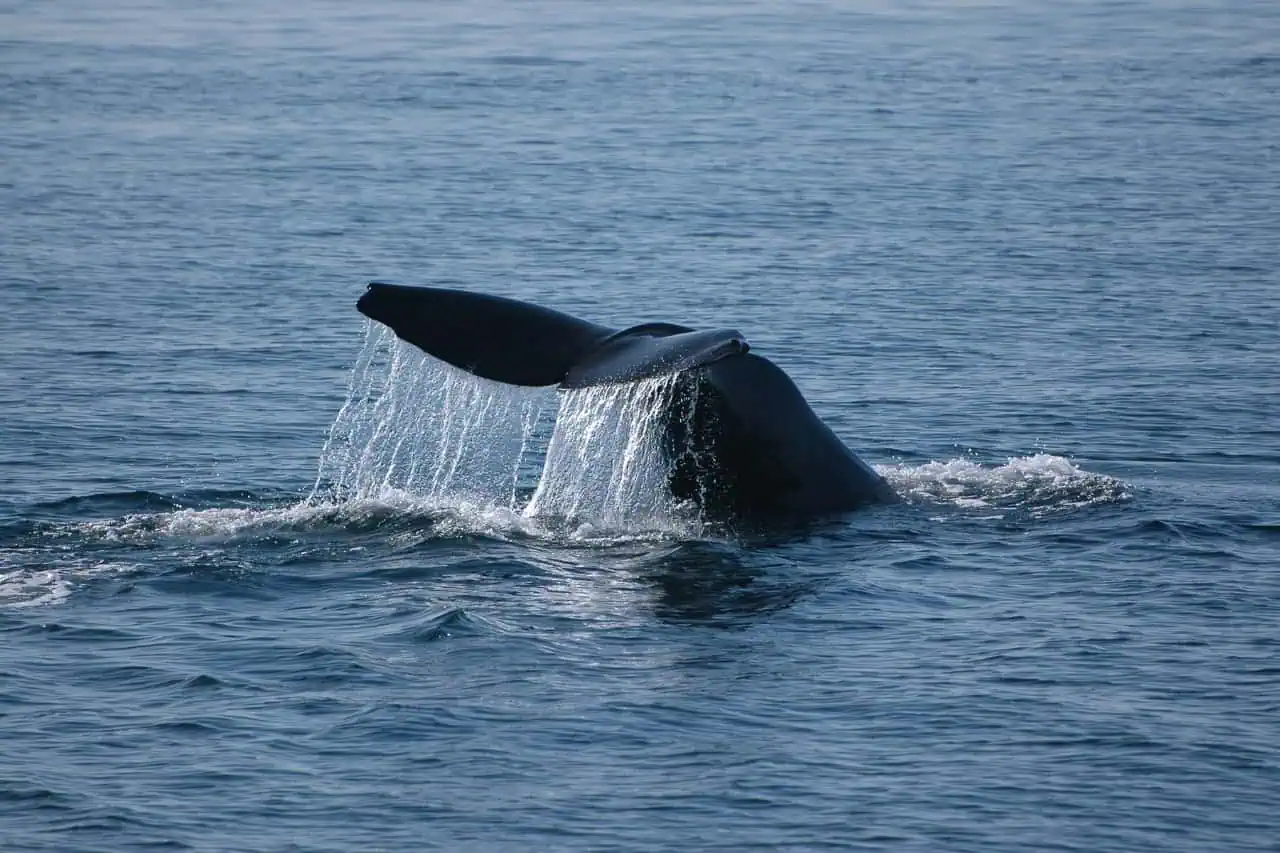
876;453;1131;517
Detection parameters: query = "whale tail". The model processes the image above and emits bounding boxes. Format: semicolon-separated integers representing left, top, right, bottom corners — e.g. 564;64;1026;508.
355;282;894;518
357;282;614;387
357;282;747;389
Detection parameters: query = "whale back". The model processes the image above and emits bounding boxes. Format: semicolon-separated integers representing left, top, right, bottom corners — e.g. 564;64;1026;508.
667;354;896;518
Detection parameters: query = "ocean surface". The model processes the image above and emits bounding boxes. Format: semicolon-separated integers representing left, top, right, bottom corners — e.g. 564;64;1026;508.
3;1;1279;850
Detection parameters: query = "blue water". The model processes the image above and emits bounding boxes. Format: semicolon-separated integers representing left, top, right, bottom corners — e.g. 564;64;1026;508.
3;1;1279;850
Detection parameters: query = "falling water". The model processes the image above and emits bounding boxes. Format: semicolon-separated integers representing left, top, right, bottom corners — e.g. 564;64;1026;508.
310;324;554;509
525;373;686;527
310;323;697;532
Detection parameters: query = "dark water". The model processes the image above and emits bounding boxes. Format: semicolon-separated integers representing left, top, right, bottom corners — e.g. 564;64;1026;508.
4;1;1279;850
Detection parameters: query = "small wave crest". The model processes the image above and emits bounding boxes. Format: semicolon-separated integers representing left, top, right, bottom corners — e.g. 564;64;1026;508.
876;453;1130;517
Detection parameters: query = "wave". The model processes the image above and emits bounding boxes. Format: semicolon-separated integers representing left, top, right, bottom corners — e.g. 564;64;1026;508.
29;490;186;515
21;488;291;521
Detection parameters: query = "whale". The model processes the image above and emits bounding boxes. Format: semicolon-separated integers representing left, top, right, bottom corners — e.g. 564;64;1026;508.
356;282;895;521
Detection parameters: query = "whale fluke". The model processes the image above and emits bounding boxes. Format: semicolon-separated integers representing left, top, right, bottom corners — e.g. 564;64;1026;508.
358;282;613;387
356;282;895;520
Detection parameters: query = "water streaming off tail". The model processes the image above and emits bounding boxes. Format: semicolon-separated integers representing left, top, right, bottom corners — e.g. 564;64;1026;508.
310;324;554;508
310;323;695;532
525;373;687;527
